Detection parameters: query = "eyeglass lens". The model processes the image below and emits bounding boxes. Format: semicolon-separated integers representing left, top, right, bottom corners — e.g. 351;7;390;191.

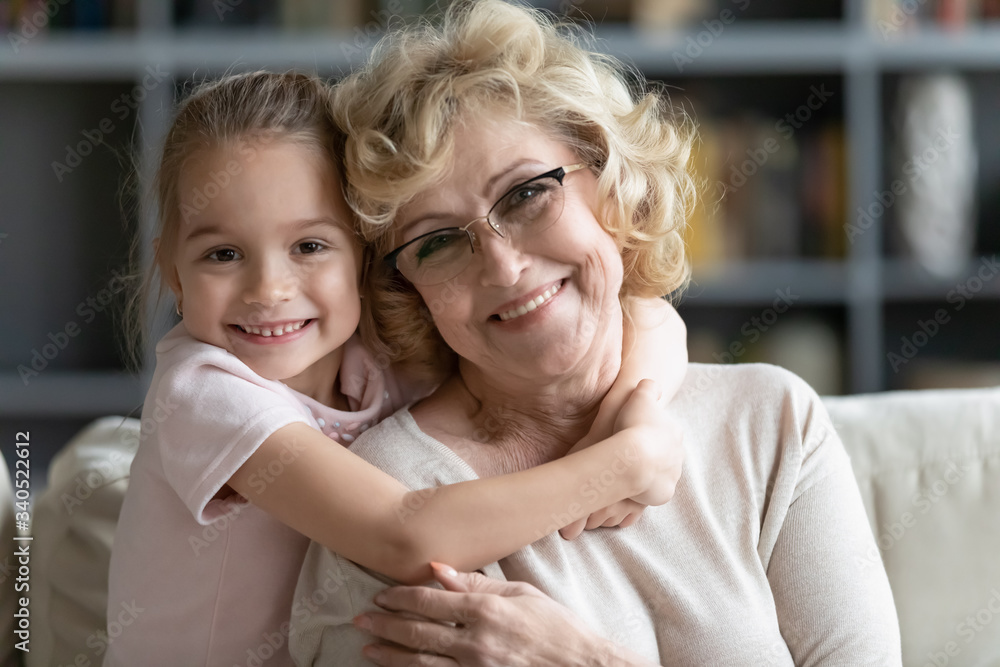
398;173;567;285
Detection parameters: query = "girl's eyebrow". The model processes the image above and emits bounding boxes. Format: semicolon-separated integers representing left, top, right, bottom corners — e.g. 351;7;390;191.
183;224;224;243
182;217;345;243
295;217;346;231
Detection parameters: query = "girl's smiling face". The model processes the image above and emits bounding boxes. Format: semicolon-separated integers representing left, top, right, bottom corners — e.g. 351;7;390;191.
169;139;362;398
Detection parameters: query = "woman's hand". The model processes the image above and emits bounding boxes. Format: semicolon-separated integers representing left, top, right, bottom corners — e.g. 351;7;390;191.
352;563;659;667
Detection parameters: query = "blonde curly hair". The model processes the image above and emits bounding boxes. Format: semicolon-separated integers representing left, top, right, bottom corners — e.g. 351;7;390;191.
334;0;696;380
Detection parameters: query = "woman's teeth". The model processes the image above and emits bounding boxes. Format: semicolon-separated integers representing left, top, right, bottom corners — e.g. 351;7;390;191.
498;282;562;322
237;320;309;337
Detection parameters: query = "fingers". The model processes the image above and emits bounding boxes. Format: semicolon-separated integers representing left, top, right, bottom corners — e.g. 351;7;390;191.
424;566;524;596
559;518;587;540
355;613;460;661
575;500;647;533
586;510;613;530
617;511;642;528
429;562;469;592
375;571;538;624
363;644;459;667
373;584;474;623
634;377;662;403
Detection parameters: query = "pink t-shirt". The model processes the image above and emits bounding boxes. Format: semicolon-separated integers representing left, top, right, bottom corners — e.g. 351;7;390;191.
104;324;406;667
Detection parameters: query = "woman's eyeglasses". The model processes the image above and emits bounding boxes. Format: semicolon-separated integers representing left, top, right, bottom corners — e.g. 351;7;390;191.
384;164;588;286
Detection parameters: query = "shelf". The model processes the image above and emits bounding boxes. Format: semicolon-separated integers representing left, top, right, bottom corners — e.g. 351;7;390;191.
6;24;1000;80
0;30;367;80
882;257;1000;300
681;260;848;305
0;372;148;417
2;8;997;404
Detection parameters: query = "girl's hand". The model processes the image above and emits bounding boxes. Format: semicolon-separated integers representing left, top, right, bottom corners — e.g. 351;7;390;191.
612;379;684;508
558;498;645;540
352;563;659;667
559;380;682;539
560;300;686;540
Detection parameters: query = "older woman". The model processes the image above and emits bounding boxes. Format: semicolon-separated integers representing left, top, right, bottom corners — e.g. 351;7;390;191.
290;1;902;664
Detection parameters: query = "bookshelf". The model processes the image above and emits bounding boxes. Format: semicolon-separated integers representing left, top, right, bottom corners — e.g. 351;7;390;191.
1;0;998;438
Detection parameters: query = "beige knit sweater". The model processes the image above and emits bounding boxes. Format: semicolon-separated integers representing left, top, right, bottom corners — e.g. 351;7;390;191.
290;363;902;666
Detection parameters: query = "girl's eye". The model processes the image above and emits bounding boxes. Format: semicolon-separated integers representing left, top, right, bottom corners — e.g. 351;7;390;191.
297;241;326;255
207;248;240;262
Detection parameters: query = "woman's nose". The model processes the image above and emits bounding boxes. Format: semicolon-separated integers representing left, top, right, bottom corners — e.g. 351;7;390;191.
474;230;530;287
242;258;296;307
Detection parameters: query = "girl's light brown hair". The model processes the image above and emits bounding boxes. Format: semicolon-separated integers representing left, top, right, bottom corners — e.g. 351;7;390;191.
125;71;343;368
336;0;696;381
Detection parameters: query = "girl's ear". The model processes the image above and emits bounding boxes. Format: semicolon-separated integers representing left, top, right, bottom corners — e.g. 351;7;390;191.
154;237;183;301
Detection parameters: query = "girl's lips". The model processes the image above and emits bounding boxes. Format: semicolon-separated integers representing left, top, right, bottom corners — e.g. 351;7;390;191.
229;318;315;344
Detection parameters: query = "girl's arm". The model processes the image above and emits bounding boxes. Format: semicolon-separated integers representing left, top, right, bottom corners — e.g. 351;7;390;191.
574;297;687;453
558;297;687;539
226;380;676;585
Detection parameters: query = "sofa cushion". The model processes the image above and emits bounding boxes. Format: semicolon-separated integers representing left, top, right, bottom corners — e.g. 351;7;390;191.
823;387;1000;667
26;417;137;667
1;444;23;667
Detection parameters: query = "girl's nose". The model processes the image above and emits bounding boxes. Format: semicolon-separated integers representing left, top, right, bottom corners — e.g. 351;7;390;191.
243;258;296;307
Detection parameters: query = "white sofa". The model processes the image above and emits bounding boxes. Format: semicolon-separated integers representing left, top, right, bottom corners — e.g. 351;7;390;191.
2;387;998;667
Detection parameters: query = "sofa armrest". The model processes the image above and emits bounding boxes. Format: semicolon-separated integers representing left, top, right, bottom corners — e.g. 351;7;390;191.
26;417;139;667
823;387;1000;667
1;447;23;667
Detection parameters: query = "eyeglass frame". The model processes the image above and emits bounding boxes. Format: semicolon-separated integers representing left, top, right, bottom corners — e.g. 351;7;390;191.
383;163;589;285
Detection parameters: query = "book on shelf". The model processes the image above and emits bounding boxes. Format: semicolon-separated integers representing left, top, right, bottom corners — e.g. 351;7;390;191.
898;359;1000;390
685;114;846;266
870;0;1000;33
2;0;136;30
1;0;394;31
688;316;844;395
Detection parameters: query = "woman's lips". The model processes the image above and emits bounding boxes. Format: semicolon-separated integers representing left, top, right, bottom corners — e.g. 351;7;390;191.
494;280;564;322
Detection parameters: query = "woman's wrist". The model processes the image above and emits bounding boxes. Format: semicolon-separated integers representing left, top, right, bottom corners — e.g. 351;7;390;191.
589;637;662;667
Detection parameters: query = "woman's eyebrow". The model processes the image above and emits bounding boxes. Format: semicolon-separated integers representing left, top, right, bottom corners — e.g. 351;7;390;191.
399;158;544;235
485;157;538;194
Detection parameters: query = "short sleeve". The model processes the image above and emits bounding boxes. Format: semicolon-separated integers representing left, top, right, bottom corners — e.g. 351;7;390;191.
154;349;311;524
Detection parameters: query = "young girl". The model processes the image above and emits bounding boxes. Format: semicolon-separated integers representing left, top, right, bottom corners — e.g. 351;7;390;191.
105;71;686;666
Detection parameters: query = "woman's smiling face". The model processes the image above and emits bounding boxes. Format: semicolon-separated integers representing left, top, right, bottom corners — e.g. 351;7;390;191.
396;116;625;383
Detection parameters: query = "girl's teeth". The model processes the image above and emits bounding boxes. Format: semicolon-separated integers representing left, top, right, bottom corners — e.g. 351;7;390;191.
240;320;307;337
499;283;562;322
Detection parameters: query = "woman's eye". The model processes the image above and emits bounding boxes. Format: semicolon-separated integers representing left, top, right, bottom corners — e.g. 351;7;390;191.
498;181;554;219
207;248;240;262
416;233;461;261
509;185;542;205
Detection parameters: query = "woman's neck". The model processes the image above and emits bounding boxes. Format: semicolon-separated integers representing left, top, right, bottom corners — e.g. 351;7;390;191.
452;335;623;468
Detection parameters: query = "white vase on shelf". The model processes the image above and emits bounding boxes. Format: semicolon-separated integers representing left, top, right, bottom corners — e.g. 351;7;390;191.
893;73;978;278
